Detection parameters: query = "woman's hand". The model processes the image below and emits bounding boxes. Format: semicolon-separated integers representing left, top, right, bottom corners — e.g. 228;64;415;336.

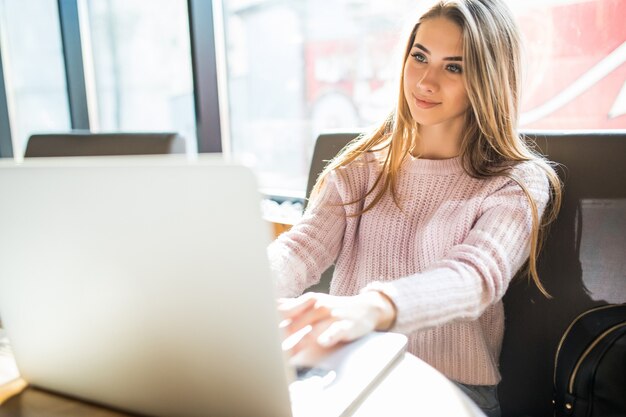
277;291;397;356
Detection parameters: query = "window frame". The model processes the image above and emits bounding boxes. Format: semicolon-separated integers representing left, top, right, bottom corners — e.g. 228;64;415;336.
0;44;12;158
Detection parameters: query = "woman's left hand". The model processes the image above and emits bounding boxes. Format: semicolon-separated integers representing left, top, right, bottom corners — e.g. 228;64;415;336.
277;291;396;356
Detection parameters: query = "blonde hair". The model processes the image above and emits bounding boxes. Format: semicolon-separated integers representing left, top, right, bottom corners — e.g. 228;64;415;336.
311;0;562;296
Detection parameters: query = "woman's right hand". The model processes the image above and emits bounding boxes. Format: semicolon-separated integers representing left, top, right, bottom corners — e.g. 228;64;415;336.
277;291;396;357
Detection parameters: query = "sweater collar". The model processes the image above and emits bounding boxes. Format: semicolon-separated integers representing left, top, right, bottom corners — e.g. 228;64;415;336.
403;154;464;175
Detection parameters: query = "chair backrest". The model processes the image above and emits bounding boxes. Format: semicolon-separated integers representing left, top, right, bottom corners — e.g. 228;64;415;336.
24;132;185;158
306;130;626;417
499;131;626;417
303;132;359;293
304;132;360;209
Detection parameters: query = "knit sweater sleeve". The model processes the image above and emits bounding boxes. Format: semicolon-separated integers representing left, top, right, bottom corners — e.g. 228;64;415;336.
267;171;347;297
366;162;551;334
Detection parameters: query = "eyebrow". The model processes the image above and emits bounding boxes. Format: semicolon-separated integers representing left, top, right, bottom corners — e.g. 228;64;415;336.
414;43;463;61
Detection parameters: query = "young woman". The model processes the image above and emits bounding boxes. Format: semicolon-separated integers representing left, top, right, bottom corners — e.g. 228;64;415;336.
269;0;562;415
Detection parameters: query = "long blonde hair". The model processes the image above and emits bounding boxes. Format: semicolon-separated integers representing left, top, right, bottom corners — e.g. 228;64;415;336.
311;0;562;296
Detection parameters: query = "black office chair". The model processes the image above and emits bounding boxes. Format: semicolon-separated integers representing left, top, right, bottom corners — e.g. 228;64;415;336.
23;131;186;158
498;131;626;417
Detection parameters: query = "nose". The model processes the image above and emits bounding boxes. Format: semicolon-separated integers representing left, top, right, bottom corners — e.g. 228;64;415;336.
417;68;438;94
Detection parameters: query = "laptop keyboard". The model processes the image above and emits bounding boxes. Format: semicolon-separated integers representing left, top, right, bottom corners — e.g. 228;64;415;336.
296;366;333;380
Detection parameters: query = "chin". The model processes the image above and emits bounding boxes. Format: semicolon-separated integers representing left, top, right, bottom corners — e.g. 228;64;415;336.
409;113;438;126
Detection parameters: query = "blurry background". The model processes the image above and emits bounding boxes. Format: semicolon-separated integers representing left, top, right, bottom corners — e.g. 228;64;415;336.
0;0;624;196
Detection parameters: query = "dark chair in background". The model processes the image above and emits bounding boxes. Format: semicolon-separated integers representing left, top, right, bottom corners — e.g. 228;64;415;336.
499;131;626;417
23;132;185;158
303;132;359;209
302;132;358;293
304;130;626;416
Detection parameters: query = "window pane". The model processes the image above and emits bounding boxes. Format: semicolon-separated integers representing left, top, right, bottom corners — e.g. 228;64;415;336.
0;0;70;158
222;0;418;193
515;0;626;129
221;0;626;193
83;0;196;152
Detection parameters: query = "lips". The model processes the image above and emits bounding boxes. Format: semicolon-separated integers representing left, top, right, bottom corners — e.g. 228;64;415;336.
413;94;440;109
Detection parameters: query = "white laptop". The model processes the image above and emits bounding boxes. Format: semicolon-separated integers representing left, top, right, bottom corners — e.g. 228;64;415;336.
0;155;407;417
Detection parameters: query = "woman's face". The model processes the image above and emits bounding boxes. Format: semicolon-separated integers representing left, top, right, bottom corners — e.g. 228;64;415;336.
403;17;470;131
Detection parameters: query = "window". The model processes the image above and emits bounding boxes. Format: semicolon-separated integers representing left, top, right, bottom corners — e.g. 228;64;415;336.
513;0;626;129
82;0;197;152
0;0;70;158
221;0;626;194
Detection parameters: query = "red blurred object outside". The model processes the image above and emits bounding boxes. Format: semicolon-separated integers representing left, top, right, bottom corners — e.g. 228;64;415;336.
304;0;626;130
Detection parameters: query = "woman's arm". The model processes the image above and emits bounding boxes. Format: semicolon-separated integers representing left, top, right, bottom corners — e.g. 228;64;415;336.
366;163;551;334
268;170;348;297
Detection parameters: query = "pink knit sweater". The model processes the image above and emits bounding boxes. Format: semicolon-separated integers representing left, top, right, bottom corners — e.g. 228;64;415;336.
268;152;550;385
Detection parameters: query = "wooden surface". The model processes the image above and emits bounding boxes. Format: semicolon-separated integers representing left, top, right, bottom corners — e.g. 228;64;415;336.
0;332;24;406
270;221;293;239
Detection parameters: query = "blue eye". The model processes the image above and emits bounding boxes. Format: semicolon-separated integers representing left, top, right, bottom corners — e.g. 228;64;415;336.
446;64;463;74
410;52;427;63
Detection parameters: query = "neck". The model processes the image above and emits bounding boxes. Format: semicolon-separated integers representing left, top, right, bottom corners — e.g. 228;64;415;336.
411;122;464;160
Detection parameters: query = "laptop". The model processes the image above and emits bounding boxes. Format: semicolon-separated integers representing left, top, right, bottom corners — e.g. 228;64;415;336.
0;155;407;417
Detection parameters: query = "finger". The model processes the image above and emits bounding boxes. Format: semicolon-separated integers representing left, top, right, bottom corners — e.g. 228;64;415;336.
283;302;331;337
281;324;312;353
289;333;337;367
316;320;355;347
286;317;333;357
277;293;317;319
286;327;315;357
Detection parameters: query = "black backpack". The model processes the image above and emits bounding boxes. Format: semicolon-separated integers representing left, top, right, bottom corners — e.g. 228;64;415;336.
553;304;626;417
